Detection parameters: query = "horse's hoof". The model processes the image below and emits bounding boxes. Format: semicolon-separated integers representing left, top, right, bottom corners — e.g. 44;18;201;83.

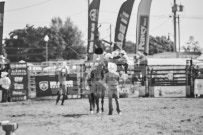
90;111;94;114
97;111;101;114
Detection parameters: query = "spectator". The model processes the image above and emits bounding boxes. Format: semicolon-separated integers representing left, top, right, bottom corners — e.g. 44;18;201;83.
0;72;11;102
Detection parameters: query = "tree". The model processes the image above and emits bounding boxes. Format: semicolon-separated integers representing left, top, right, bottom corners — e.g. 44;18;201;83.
123;41;135;53
182;36;202;52
4;17;85;62
149;35;173;55
50;17;85;60
122;35;173;55
5;25;49;62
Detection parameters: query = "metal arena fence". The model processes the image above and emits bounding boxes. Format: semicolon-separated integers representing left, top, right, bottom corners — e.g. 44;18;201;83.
4;58;201;102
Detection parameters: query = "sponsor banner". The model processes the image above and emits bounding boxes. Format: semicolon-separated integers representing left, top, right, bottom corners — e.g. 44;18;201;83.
137;16;149;52
119;78;131;94
114;0;135;50
35;74;79;97
0;1;5;55
154;86;186;97
87;0;100;59
131;85;145;97
36;76;57;97
9;62;28;101
194;79;203;95
136;0;152;54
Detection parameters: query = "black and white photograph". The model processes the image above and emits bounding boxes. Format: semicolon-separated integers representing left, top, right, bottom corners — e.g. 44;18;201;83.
0;0;203;134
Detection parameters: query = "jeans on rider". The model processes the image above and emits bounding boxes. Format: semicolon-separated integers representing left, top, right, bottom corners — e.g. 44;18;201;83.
56;84;67;105
108;85;121;115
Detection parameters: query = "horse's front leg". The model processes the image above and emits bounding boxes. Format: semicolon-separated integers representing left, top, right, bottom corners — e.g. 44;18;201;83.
95;96;100;113
56;92;61;105
101;96;104;112
91;93;96;114
88;94;93;113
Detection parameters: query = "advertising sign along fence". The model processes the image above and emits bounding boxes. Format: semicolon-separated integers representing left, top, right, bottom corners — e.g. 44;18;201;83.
10;63;28;101
194;79;203;96
153;86;186;97
35;74;79;97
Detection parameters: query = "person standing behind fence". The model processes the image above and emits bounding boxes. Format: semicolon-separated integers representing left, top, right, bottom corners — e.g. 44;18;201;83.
56;64;69;105
103;62;122;115
0;72;11;102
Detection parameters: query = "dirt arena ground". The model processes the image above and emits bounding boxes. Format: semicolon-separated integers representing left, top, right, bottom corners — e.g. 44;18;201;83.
0;96;203;135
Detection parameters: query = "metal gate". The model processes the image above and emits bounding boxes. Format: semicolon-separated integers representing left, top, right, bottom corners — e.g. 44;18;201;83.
27;61;84;99
133;58;193;97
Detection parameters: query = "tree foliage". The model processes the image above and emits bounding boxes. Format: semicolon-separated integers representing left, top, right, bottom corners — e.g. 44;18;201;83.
4;15;177;63
5;25;49;62
148;35;173;55
123;41;136;53
49;17;85;60
4;17;85;62
182;36;202;52
123;35;174;55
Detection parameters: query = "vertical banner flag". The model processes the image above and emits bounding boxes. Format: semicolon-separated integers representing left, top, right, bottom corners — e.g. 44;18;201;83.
114;0;135;51
87;0;100;60
0;1;5;55
136;0;152;54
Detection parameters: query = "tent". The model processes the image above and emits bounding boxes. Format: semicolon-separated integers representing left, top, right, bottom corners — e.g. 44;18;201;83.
193;55;203;68
196;54;203;61
140;58;189;66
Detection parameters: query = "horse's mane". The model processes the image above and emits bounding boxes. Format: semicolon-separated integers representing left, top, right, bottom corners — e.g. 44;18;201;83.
90;64;105;80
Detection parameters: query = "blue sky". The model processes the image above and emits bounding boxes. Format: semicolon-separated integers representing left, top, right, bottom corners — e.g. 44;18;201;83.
2;0;203;51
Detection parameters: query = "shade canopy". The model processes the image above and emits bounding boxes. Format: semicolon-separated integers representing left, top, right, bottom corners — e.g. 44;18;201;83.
140;58;188;66
196;54;203;61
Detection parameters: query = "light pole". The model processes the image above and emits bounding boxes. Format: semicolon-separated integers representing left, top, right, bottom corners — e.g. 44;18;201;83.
171;1;184;54
168;33;178;57
44;35;49;62
177;15;180;53
172;0;177;52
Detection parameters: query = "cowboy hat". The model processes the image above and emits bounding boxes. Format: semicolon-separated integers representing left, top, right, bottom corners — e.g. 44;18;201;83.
1;72;8;78
108;62;117;73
